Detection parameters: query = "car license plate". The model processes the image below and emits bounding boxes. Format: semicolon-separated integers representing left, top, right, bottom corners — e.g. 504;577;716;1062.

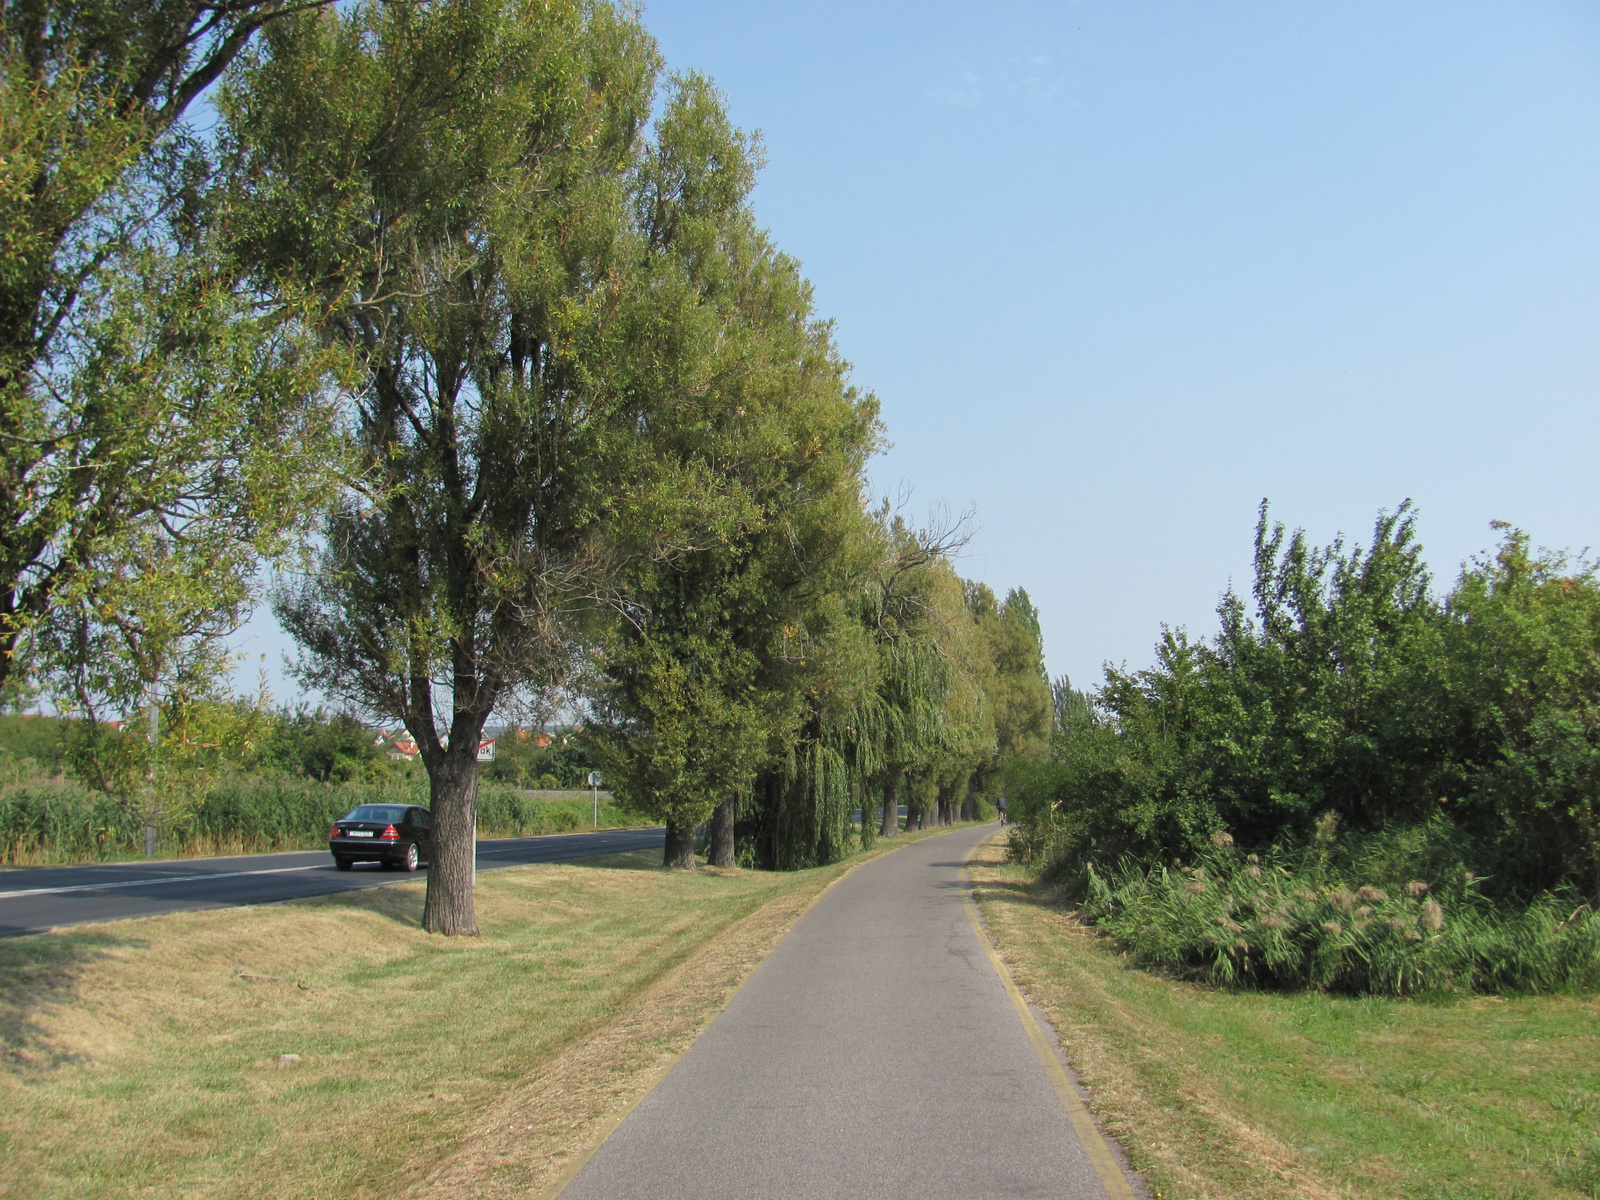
347;830;374;837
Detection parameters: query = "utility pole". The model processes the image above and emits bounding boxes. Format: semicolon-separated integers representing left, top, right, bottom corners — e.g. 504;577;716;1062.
144;680;159;858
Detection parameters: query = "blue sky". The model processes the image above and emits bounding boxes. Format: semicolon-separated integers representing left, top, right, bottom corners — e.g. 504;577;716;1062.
233;0;1600;700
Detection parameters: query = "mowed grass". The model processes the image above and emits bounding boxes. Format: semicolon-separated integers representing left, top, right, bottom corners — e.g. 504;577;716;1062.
968;837;1600;1200
0;849;832;1200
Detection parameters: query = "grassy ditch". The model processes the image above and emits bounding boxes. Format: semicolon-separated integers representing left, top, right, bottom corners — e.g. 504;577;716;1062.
2;824;975;1199
969;835;1600;1200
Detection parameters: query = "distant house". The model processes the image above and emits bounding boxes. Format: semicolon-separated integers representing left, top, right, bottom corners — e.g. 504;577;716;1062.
374;730;420;761
374;730;495;762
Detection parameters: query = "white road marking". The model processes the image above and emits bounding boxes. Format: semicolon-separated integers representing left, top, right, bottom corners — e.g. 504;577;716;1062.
0;830;662;902
0;863;326;900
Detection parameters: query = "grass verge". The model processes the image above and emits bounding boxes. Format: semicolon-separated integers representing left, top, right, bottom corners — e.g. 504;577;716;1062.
1;824;975;1199
968;834;1600;1200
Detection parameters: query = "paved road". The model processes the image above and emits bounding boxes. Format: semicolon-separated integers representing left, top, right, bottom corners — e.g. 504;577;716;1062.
559;823;1134;1200
0;826;665;938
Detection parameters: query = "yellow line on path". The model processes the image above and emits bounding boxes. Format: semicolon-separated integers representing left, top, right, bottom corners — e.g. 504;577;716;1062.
961;851;1139;1200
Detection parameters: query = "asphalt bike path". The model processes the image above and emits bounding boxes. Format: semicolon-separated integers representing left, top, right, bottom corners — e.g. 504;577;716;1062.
558;823;1139;1200
0;826;665;937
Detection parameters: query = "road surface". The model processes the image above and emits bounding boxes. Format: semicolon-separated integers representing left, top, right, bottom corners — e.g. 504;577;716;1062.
0;826;665;938
558;823;1138;1200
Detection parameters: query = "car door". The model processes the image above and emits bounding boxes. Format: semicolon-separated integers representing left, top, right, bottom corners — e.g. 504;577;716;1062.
413;807;433;859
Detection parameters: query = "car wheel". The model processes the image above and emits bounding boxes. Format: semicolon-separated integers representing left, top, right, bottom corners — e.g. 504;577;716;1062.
334;856;354;871
398;843;420;872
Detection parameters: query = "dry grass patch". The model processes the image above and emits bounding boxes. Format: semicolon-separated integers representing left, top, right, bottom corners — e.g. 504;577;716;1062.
2;826;976;1199
0;854;837;1200
968;835;1600;1200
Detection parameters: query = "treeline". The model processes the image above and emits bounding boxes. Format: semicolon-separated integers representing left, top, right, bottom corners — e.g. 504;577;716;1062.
1;1;1046;928
1010;504;1600;995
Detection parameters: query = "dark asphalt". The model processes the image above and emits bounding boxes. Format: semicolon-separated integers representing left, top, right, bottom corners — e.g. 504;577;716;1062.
559;823;1131;1200
0;826;665;938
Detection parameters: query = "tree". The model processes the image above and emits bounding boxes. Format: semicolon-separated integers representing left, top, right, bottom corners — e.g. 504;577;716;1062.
963;583;1050;816
590;76;879;869
832;508;970;841
1442;527;1600;897
0;0;334;693
227;0;682;933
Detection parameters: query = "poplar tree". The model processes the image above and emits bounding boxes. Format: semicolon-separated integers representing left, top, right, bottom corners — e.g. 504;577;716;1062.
225;0;664;933
590;77;879;869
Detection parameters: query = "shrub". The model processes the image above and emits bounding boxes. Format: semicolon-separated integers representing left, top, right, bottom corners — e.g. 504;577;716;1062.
1013;509;1600;907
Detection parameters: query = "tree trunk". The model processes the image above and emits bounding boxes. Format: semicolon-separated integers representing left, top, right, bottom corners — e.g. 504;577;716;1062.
423;749;481;936
664;819;698;869
709;801;736;868
879;776;900;838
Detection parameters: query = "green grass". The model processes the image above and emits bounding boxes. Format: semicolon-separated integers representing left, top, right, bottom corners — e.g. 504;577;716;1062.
0;854;823;1199
970;837;1600;1200
1;820;981;1198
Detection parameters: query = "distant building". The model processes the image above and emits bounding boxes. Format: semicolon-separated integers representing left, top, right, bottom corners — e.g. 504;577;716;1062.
374;730;495;762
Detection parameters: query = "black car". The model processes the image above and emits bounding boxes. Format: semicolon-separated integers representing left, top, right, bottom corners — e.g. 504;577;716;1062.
329;804;432;871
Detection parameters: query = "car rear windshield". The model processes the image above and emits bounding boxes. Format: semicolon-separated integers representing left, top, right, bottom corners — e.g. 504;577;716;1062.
343;805;408;823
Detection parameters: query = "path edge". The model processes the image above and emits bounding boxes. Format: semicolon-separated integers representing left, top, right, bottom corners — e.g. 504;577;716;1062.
538;826;978;1199
961;833;1141;1200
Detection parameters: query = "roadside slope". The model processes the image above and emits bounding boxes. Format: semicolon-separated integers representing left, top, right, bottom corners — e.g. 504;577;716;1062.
1;850;822;1200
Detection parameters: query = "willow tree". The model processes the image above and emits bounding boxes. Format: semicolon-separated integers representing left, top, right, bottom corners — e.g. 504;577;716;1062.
749;507;964;859
224;0;668;934
961;582;1051;816
590;76;879;870
911;561;995;828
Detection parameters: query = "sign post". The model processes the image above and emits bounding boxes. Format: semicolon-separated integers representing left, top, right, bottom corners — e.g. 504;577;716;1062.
587;771;603;829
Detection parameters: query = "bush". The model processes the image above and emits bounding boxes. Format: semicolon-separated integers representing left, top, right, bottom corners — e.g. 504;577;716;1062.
1012;509;1600;908
249;710;391;783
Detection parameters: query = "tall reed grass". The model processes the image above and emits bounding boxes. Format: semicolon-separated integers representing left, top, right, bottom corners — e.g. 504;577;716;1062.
0;760;645;864
1058;829;1600;996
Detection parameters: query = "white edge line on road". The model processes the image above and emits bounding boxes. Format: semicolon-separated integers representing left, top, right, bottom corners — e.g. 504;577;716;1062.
0;830;667;901
961;839;1140;1200
0;863;325;900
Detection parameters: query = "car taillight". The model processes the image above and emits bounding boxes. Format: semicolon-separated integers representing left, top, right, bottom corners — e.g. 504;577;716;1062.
379;824;400;840
329;825;341;840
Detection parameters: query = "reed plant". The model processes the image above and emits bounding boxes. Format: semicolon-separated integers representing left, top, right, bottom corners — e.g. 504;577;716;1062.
0;757;645;865
1071;824;1600;995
